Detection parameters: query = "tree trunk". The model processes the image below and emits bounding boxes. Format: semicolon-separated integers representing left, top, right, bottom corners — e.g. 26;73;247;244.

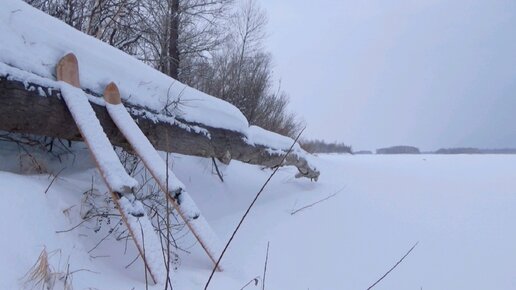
0;77;320;181
168;0;180;79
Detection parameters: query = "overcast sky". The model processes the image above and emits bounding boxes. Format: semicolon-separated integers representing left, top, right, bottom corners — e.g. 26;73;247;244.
261;0;516;151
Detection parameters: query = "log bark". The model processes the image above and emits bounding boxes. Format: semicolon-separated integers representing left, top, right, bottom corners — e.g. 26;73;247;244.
0;76;320;180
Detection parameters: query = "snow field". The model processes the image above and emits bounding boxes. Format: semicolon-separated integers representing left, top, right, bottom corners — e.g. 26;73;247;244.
1;142;516;289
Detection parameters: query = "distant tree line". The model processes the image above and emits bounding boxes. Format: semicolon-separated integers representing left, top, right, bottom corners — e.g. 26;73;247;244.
300;140;352;154
435;148;516;154
376;146;420;154
370;146;516;154
25;0;302;138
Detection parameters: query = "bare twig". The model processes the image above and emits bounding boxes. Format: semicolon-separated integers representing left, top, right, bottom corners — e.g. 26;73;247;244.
45;167;66;194
165;135;173;290
89;255;110;259
366;241;419;290
69;268;100;275
262;242;270;290
290;186;346;215
211;157;224;182
63;262;70;288
166;155;172;289
125;254;141;269
204;128;305;290
239;276;260;290
139;220;149;290
55;213;120;234
88;222;121;253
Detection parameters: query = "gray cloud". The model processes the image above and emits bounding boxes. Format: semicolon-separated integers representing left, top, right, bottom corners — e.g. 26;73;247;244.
262;0;516;151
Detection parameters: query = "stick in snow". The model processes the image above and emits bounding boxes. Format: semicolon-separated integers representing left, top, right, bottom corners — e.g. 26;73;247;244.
366;241;419;290
290;186;346;215
56;53;165;285
104;82;223;271
211;157;224;183
262;242;270;290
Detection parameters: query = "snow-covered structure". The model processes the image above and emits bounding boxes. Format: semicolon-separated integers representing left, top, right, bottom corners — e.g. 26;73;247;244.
0;0;319;180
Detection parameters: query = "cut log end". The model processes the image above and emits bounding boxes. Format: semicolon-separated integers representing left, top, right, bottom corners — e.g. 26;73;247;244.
56;53;80;87
104;82;122;105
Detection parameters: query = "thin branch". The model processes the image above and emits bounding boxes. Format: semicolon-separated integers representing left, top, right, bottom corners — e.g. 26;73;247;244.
88;222;121;253
139;220;149;290
55;213;120;233
211;157;224;182
203;128;305;290
239;276;260;290
68;268;100;275
262;242;270;290
44;167;66;194
125;254;141;269
366;241;419;290
290;186;346;216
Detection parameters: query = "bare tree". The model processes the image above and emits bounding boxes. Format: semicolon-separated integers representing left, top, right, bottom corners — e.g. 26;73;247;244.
231;0;268;72
185;0;302;137
26;0;232;79
135;0;233;79
26;0;143;53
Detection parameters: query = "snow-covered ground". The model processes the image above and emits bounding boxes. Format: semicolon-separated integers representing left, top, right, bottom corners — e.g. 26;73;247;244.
1;1;513;289
1;144;515;290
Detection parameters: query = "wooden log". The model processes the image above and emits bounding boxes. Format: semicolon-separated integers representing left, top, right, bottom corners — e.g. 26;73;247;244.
0;76;320;180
